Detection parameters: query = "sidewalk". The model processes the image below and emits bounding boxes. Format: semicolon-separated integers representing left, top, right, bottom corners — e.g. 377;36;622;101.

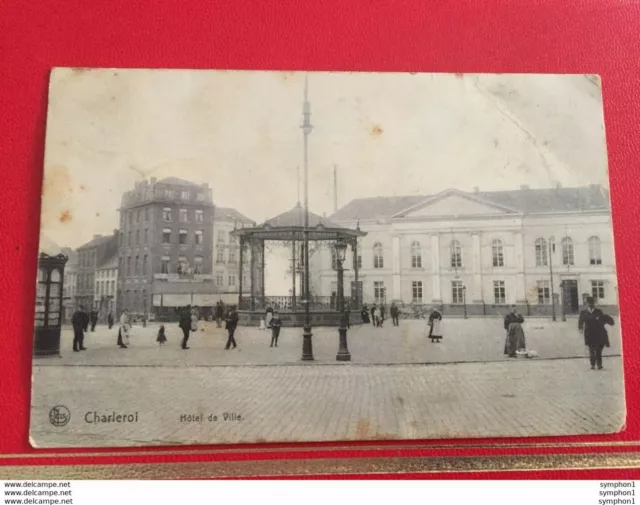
44;317;622;367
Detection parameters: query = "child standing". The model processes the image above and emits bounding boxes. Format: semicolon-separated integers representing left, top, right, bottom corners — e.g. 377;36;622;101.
157;325;167;345
270;310;282;347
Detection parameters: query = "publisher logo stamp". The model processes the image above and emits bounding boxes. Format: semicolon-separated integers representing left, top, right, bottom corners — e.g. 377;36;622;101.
49;405;71;427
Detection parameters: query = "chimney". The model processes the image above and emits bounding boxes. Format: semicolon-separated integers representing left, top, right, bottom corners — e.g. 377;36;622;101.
113;229;119;236
473;187;479;193
555;182;562;189
520;184;530;190
93;234;101;240
150;177;157;185
333;165;338;214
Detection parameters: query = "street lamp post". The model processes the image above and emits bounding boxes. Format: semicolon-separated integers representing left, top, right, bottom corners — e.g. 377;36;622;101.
301;74;314;361
334;238;351;361
462;285;467;319
560;280;567;322
549;236;557;322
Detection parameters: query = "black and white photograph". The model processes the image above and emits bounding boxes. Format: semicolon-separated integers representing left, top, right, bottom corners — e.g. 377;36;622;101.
31;69;624;448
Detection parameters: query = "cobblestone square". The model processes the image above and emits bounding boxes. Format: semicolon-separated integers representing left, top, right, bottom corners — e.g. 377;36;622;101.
30;318;625;447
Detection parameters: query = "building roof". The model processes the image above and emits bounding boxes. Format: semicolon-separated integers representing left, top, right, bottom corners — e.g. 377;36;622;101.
232;204;366;241
263;204;342;229
330;185;610;221
215;207;254;224
97;252;119;270
38;235;62;256
61;247;78;268
157;177;203;188
77;233;117;251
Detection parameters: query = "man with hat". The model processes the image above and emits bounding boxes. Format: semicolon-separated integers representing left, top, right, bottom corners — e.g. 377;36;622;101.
579;296;615;370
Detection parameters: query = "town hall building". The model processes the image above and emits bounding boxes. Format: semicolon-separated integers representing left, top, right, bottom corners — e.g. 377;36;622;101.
312;184;617;316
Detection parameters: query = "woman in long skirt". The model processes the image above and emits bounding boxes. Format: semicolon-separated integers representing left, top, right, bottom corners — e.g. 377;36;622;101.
503;305;525;357
427;308;443;343
361;305;370;324
117;309;130;349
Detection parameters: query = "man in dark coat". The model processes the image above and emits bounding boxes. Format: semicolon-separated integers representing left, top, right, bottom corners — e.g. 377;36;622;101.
71;305;89;352
579;296;614;370
178;305;192;350
225;305;239;350
370;304;377;327
107;312;114;330
390;302;400;326
269;310;282;347
215;301;224;328
90;310;98;332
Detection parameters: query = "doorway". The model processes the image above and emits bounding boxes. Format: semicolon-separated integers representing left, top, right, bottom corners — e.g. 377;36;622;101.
561;280;580;315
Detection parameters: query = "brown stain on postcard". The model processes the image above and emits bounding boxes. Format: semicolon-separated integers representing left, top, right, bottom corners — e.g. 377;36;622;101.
356;419;371;438
41;165;74;229
371;124;383;137
59;210;72;224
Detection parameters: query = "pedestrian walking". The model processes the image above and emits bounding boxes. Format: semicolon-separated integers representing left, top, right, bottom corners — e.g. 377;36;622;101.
579;296;614;370
370;304;377;326
390;302;400;326
427;308;443;343
264;305;274;329
107;312;114;330
178;305;192;350
503;305;525;358
269;310;282;347
380;304;386;326
83;307;90;332
360;304;370;324
215;301;224;328
225;305;239;350
373;306;382;327
71;305;89;352
117;309;130;349
156;325;167;346
90;310;98;332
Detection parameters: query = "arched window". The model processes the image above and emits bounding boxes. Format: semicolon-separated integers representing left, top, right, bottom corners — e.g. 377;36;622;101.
450;240;462;268
411;241;422;268
561;237;574;266
492;239;504;267
331;249;338;270
588;236;602;265
534;238;548;266
373;242;384;269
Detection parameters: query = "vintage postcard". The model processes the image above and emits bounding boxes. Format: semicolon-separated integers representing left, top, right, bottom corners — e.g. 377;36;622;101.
31;69;624;448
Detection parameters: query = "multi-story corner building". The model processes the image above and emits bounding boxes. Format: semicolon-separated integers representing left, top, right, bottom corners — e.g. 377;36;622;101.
116;177;215;318
313;184;618;316
212;207;256;303
75;231;119;311
94;252;118;320
61;247;78;323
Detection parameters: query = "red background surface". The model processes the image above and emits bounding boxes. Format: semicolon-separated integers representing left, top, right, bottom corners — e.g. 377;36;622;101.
1;0;640;478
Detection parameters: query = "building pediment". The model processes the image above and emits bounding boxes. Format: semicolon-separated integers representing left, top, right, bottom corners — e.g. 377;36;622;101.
393;190;520;219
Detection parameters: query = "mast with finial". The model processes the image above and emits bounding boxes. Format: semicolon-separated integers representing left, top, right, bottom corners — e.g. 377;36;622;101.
333;164;338;214
301;73;314;361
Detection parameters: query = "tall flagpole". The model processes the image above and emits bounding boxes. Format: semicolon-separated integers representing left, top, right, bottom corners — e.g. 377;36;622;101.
301;74;314;361
333;164;338;213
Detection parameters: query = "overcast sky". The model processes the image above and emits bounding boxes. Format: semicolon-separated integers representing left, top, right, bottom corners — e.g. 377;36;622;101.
40;70;610;293
41;69;609;248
